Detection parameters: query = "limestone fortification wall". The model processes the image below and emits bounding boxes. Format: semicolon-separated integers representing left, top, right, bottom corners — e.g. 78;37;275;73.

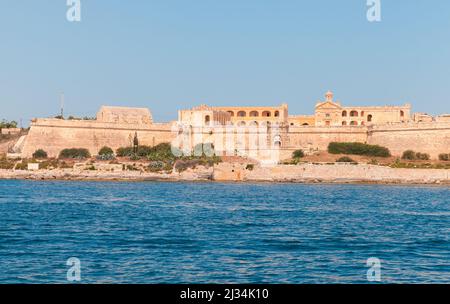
286;126;368;151
286;122;450;159
367;122;450;159
21;118;176;158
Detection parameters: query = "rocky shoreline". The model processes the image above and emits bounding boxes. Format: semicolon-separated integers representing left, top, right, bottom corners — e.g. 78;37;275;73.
0;167;213;182
1;163;449;185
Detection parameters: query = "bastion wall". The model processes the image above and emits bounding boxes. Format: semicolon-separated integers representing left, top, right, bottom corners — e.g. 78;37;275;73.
286;122;450;159
367;122;450;159
286;126;368;151
20;119;176;158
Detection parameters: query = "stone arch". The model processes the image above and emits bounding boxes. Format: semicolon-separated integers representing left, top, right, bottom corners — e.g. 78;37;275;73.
262;111;271;117
273;135;282;147
237;121;246;126
227;111;234;117
205;115;210;126
361;111;365;117
350;121;358;126
367;114;373;122
248;121;259;127
350;110;358;117
342;121;347;126
400;110;405;117
249;111;259;117
237;111;246;117
342;110;347;117
274;111;280;117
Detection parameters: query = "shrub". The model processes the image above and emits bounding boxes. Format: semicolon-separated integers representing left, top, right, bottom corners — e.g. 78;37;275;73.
328;142;391;157
59;161;73;169
369;159;379;165
148;161;165;172
117;143;179;160
402;150;416;160
129;153;141;161
415;152;430;161
147;143;181;161
282;158;301;165
174;159;201;173
116;145;156;158
15;161;28;170
39;159;59;170
32;149;48;159
292;149;305;159
137;145;152;157
336;156;357;163
116;147;134;157
439;153;450;161
97;146;114;160
59;148;91;159
401;150;430;161
0;158;15;170
119;147;133;157
98;146;114;156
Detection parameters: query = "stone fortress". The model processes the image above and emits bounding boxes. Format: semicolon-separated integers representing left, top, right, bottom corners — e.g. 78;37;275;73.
15;91;450;161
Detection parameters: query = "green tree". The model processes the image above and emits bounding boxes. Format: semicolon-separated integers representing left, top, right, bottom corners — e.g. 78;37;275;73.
32;149;48;159
59;148;91;159
98;146;114;156
292;149;305;159
401;150;416;160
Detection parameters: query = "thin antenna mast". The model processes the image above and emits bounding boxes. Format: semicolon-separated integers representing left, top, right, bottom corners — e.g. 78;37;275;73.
60;92;65;119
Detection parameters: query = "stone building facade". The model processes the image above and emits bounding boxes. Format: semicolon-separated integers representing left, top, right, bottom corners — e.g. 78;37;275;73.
314;91;411;126
178;91;412;128
178;104;231;127
96;106;153;125
212;104;289;127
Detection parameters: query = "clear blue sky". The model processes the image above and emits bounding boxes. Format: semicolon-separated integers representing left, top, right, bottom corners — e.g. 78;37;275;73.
1;0;449;125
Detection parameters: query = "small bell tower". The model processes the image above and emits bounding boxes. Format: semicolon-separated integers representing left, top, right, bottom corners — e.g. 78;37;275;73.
325;91;334;102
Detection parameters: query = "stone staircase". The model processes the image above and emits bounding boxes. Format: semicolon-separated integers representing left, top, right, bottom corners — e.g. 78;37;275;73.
7;135;27;158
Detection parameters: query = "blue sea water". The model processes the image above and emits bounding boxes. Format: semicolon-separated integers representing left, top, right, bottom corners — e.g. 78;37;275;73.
0;180;448;284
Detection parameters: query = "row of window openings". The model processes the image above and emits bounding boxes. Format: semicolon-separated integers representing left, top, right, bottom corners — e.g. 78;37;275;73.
227;111;280;117
326;113;374;121
339;110;404;118
205;116;275;127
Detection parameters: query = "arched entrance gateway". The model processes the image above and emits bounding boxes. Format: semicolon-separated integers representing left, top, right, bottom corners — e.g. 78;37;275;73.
273;135;282;147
